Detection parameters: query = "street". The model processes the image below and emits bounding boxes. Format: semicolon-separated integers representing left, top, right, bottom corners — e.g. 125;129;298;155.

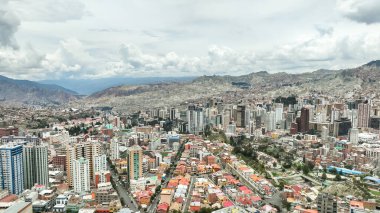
182;176;196;212
111;173;139;212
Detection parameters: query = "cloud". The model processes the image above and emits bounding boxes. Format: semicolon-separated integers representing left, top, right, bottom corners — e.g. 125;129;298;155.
337;0;380;24
9;0;86;22
262;30;380;72
118;44;256;76
0;0;19;47
40;38;98;79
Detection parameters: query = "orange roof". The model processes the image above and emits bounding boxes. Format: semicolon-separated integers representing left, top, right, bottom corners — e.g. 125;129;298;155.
350;200;364;208
251;174;262;182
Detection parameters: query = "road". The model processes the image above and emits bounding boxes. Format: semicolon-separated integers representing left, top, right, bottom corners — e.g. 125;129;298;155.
182;176;196;212
111;173;139;212
146;142;186;213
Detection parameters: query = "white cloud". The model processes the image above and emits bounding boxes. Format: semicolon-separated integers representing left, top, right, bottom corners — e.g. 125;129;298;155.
9;0;86;22
0;0;379;80
117;44;257;76
262;31;380;72
337;0;380;24
0;0;19;47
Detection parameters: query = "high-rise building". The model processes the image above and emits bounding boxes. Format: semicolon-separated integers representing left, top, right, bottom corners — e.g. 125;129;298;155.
169;108;178;121
274;103;283;123
93;154;107;180
110;139;120;161
317;193;337;213
127;145;143;181
223;108;232;130
321;126;328;142
300;107;310;133
23;143;49;189
187;105;204;134
333;118;352;137
244;109;251;128
358;103;371;128
66;142;101;186
0;144;23;194
265;111;276;132
235;105;246;128
72;157;90;193
349;128;359;144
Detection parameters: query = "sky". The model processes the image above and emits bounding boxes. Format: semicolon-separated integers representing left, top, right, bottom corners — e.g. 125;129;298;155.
0;0;380;80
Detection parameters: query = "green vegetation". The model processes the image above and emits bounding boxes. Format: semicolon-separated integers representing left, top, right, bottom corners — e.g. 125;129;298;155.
322;172;327;180
334;173;342;181
273;95;297;106
207;130;228;143
370;190;380;197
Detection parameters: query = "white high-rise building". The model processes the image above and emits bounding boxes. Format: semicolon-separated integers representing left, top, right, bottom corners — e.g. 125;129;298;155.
187;105;204;134
348;109;358;128
274;103;283;123
73;157;90;193
265;111;276;131
349;128;359;145
23;143;49;189
93;154;107;180
0;144;23;194
321;126;328;142
110;139;120;160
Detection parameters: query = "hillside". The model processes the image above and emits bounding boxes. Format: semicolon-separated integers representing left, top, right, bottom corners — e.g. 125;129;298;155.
0;75;78;106
79;60;380;112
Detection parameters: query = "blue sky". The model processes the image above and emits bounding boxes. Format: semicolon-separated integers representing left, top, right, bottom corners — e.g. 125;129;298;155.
0;0;380;79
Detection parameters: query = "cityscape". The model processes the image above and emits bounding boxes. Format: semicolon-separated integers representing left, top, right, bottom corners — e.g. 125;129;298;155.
1;0;380;213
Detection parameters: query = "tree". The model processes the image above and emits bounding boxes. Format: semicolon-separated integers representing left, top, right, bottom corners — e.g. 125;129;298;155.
306;161;315;171
322;172;327;180
229;136;234;145
334;173;342;181
344;164;353;170
302;165;310;175
330;168;337;175
204;124;212;137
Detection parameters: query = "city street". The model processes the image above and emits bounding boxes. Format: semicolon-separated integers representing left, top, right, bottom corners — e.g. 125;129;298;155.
111;173;139;212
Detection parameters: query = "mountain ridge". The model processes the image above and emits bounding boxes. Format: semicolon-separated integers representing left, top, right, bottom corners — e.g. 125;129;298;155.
79;60;380;112
0;75;78;106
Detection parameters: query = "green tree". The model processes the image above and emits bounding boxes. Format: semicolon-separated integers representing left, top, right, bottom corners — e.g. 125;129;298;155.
204;124;212;137
322;172;327;180
334;173;342;181
344;164;353;170
302;165;310;175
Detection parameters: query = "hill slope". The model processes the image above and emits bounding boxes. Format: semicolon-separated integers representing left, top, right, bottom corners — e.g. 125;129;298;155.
0;75;78;106
79;60;380;112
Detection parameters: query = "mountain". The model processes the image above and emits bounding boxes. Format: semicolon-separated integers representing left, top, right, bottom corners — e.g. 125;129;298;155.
39;76;197;95
80;60;380;112
0;75;78;106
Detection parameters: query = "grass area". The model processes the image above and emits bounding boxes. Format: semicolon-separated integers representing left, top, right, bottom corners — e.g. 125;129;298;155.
370;190;380;197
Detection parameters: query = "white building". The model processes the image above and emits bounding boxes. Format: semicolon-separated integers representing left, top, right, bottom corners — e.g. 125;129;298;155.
265;111;276;131
93;154;107;180
187;105;204;134
73;157;90;193
110;139;120;160
321;126;328;142
274;103;283;123
349;128;359;145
